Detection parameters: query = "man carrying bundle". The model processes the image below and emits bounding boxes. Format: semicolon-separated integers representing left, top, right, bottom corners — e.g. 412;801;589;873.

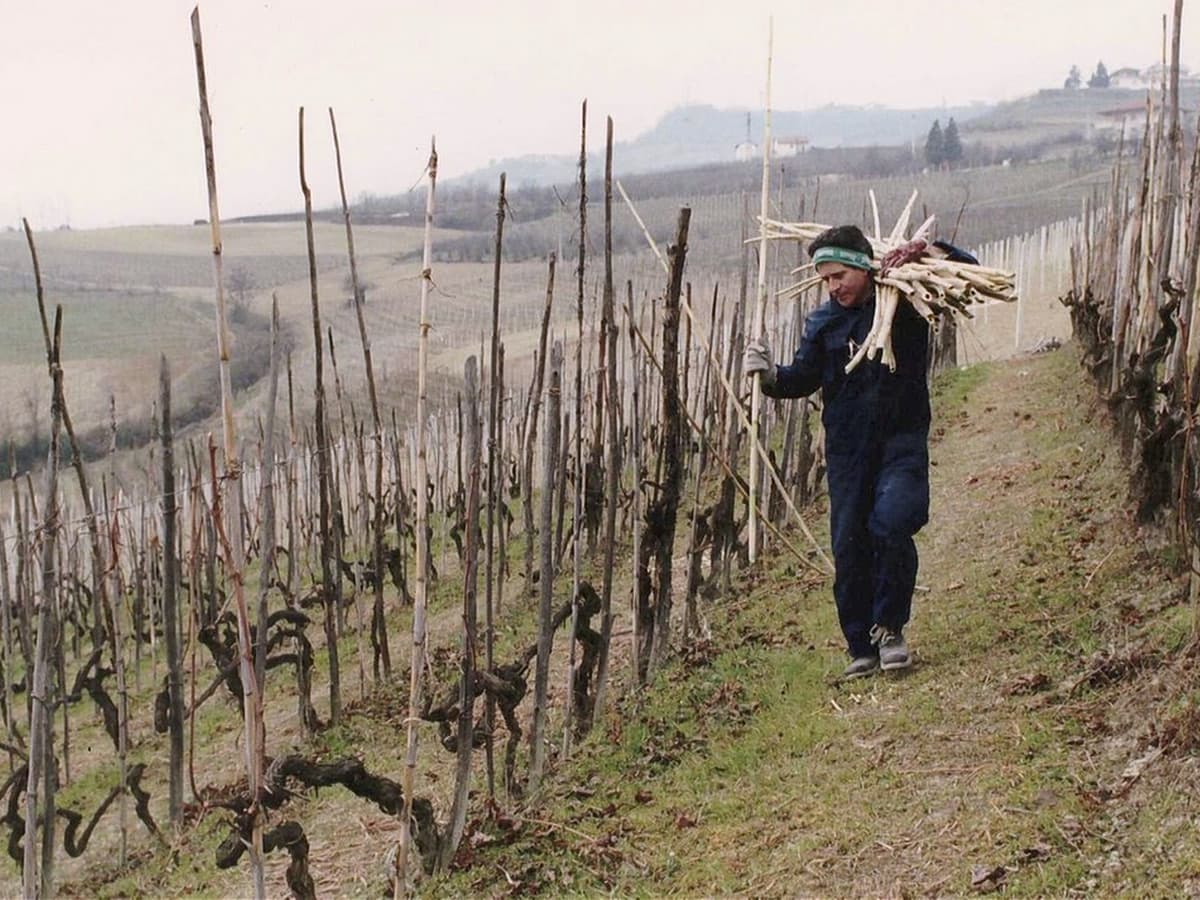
743;224;974;679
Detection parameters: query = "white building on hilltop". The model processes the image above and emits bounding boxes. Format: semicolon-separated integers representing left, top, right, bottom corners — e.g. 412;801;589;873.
773;136;810;158
735;140;759;162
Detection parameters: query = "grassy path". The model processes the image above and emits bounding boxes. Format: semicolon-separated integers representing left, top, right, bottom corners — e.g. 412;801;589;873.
437;345;1200;897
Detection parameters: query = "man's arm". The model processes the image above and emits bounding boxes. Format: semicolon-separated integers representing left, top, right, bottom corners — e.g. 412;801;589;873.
764;316;825;399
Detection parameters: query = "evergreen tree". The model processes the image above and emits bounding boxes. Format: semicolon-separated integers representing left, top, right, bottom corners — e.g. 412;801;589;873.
943;118;963;166
1064;65;1082;89
924;119;945;167
1088;61;1111;88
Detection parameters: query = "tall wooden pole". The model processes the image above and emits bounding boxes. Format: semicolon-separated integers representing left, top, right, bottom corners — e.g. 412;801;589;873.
522;255;556;602
748;17;773;564
101;488;129;869
441;356;481;869
626;284;643;680
191;10;266;895
592;116;619;726
330;108;390;680
298;106;341;726
24;303;62;900
397;139;437;894
160;355;184;825
564;100;586;755
257;298;282;699
530;341;562;793
645;208;690;676
484;174;506;798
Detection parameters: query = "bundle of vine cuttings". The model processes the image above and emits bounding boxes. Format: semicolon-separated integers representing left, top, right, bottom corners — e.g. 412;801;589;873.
759;194;1017;372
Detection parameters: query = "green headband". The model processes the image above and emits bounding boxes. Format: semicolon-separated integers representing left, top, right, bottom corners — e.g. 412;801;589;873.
812;246;873;271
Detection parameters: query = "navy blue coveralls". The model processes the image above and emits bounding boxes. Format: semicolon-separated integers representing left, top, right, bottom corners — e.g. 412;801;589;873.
764;293;931;659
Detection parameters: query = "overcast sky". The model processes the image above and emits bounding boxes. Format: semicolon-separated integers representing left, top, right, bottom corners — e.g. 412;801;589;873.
1;0;1192;229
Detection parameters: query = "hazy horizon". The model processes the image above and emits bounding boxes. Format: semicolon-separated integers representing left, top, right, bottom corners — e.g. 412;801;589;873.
1;0;1191;230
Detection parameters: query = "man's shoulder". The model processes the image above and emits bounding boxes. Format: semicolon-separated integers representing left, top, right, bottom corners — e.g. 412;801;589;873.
804;298;841;333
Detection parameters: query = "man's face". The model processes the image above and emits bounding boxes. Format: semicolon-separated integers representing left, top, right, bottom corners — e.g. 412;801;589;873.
816;261;872;308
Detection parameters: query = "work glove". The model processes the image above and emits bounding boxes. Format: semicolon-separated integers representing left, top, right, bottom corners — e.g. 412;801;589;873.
742;339;775;388
879;238;928;275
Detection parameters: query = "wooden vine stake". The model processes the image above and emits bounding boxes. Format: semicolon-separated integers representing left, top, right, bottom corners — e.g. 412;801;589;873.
441;355;481;869
397;139;438;896
299;107;341;725
190;9;266;897
330;108;390;680
591;116;619;724
564;99;586;755
23;220;62;899
484;173;506;798
530;341;563;792
257;297;282;704
748;16;773;564
160;354;185;826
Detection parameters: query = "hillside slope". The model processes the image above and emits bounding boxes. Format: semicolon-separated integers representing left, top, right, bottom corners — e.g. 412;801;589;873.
431;345;1200;897
455;102;993;188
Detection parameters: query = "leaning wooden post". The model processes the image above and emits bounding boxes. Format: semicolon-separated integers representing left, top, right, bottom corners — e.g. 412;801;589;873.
330;108;391;680
397;139;438;895
298;106;341;725
190;9;266;896
748;17;773;564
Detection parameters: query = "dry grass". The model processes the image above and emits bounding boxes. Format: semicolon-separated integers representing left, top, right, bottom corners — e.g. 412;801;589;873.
421;344;1200;898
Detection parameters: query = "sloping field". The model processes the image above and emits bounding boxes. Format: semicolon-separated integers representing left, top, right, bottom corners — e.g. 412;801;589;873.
20;342;1195;897
420;345;1200;897
0;156;1106;471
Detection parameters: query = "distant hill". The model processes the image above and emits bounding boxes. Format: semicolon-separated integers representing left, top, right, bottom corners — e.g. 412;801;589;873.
962;86;1200;149
454;102;994;188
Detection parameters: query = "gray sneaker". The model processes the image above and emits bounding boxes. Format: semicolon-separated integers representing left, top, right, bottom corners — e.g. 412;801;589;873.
871;625;912;671
842;655;880;679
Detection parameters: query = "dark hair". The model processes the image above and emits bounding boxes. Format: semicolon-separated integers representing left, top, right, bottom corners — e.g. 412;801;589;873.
807;225;873;260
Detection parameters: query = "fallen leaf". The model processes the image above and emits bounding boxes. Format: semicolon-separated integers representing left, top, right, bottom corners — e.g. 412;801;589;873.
971;864;1007;892
1117;746;1163;794
1018;843;1051;862
1003;672;1050;696
674;813;697;829
634;789;654;804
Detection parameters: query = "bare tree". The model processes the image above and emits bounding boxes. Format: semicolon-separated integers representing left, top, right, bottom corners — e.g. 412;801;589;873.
226;265;257;320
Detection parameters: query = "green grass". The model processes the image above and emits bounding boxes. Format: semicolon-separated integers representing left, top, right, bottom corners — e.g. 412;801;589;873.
423;347;1200;898
13;342;1200;898
0;289;207;366
930;359;991;416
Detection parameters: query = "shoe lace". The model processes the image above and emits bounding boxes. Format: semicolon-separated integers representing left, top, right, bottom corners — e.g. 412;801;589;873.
869;625;900;647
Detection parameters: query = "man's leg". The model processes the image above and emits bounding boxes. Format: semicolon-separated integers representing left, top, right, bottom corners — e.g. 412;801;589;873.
868;434;929;633
827;458;875;658
872;533;918;630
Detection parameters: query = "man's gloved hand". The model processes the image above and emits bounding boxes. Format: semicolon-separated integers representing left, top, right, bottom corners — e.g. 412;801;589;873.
742;339;775;388
879;238;928;275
